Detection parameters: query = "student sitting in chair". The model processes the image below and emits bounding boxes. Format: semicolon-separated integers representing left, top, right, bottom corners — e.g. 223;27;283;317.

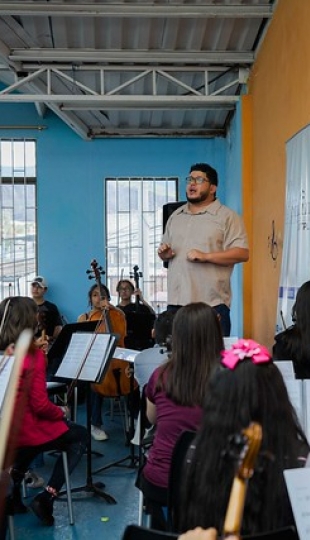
177;339;309;536
0;296;87;527
136;302;224;530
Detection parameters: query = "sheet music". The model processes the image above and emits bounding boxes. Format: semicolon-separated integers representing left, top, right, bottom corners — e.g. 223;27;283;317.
284;468;310;540
285;379;304;428
274;360;296;380
302;380;310;442
0;355;14;412
274;361;304;430
55;332;116;382
113;347;140;363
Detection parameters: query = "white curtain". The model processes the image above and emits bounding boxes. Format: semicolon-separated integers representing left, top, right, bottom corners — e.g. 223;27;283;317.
276;125;310;332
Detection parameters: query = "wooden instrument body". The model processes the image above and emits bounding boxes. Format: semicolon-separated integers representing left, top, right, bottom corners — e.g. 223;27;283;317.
87;306;138;397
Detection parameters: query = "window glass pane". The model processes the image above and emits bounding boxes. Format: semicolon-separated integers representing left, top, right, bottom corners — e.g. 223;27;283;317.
106;176;178;311
0;139;37;298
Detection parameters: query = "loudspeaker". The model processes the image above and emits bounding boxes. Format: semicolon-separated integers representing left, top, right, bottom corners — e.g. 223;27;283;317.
162;201;186;233
162;201;186;268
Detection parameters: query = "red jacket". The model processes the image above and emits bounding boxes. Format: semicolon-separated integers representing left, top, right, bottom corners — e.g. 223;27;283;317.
15;348;69;447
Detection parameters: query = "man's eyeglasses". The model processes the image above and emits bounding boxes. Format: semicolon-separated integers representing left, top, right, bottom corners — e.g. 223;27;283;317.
186;176;210;185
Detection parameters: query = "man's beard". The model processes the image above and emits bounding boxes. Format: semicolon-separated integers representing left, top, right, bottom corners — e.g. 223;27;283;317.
186;192;209;204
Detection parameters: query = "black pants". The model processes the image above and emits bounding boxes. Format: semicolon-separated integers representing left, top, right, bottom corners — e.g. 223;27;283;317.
14;421;87;492
137;471;168;531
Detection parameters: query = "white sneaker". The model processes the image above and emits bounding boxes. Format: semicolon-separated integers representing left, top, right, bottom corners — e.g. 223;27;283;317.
24;470;45;489
91;425;109;441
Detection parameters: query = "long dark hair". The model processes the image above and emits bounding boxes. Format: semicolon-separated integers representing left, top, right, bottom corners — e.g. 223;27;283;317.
179;360;309;534
290;280;310;364
0;296;38;350
156;302;224;407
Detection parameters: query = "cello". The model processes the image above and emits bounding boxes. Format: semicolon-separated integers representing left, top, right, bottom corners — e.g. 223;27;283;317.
130;264;143;312
82;259;138;397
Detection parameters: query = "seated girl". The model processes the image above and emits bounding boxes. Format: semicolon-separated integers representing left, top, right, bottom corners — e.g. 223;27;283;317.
0;296;88;527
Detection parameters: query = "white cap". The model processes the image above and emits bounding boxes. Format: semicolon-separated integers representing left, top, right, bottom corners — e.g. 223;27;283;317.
31;276;48;289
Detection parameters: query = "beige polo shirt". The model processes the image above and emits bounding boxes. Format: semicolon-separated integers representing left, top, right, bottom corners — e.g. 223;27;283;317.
162;199;248;308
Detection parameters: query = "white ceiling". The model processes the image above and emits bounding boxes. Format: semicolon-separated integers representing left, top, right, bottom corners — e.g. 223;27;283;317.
0;1;277;140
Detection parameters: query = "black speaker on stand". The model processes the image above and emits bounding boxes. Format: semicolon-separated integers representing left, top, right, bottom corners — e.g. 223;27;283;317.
162;202;186;268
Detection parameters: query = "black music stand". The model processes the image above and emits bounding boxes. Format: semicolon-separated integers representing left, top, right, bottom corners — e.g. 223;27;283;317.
93;357;139;475
52;326;118;504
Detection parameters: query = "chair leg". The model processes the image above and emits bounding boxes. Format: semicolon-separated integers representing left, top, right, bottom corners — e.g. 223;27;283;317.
72;386;78;422
138;491;151;528
8;515;15;540
138;489;144;526
62;452;74;525
21;479;27;499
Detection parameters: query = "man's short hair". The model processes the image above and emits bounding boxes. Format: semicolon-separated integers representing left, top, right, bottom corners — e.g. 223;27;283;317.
190;163;218;186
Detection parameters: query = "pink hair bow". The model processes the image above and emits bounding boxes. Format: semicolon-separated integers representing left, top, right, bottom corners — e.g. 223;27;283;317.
221;338;271;370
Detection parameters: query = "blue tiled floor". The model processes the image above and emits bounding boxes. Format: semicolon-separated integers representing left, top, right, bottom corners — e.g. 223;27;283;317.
13;399;140;539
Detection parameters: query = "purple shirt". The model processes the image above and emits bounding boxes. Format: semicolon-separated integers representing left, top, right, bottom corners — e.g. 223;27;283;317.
143;366;203;489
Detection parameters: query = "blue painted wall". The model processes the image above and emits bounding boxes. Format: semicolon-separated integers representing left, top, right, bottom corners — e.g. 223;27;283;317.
0;102;244;335
226;100;244;337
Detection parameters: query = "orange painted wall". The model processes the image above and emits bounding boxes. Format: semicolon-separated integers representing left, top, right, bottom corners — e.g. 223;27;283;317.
245;0;310;349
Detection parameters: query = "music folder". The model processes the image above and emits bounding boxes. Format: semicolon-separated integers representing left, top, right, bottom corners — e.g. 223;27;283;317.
47;321;98;379
55;331;118;384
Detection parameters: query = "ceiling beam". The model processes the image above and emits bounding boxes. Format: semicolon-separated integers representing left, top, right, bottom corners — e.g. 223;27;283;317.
9;49;254;65
0;3;274;18
90;128;226;138
0;93;238;109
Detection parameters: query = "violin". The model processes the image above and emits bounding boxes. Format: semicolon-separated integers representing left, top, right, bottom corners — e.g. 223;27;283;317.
223;422;262;538
85;259;138;397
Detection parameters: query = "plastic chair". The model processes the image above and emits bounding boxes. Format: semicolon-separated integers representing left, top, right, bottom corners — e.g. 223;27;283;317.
122;524;298;540
167;430;197;532
131;386;155;527
22;451;74;525
122;524;178;540
47;381;78;422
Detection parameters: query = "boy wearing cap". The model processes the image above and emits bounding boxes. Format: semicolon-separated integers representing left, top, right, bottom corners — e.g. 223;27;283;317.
31;276;63;342
157;163;249;336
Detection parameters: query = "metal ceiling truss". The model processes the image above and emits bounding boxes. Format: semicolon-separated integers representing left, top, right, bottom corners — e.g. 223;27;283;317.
0;2;274;19
0;64;247;139
0;1;275;139
0;65;245;107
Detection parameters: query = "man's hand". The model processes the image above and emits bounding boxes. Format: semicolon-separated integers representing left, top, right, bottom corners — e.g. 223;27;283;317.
186;249;207;262
157;243;175;261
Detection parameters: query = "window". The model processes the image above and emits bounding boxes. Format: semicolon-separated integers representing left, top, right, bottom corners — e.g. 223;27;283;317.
0;139;37;298
106;177;178;312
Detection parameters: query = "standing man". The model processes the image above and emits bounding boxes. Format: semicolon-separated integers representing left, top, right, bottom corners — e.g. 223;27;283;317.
31;276;63;345
158;163;249;336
